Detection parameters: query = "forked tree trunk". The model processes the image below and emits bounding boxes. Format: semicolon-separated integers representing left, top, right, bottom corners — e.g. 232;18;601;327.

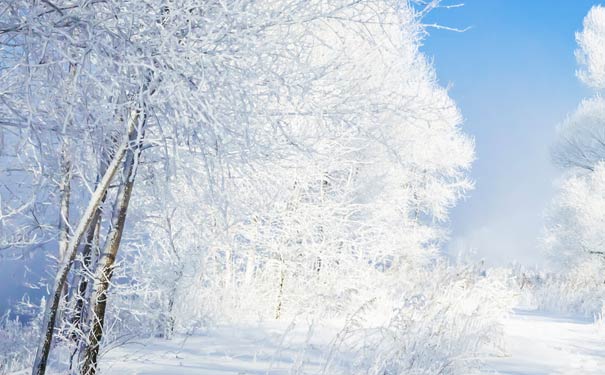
32;110;139;375
69;152;112;343
79;118;145;375
68;215;101;372
69;206;103;337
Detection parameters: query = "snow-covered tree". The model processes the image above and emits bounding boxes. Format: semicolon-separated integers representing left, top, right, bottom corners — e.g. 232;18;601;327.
553;96;605;172
107;3;509;374
544;5;605;315
576;5;605;90
542;164;605;313
0;1;514;374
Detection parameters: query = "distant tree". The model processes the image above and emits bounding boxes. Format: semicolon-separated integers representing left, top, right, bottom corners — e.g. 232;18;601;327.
576;5;605;90
553;4;605;172
552;96;605;172
545;5;605;315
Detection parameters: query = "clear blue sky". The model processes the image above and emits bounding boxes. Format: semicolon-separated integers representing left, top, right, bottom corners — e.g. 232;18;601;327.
421;1;597;266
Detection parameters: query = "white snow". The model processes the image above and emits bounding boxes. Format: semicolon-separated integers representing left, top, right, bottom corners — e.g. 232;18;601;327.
60;308;604;375
482;309;605;375
95;324;336;375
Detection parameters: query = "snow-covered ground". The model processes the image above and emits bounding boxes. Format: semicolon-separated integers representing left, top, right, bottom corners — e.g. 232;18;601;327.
96;325;336;375
482;309;605;375
80;308;605;375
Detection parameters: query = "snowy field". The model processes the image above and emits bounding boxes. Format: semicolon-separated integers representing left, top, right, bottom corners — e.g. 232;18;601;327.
71;324;340;375
483;309;605;375
26;309;598;375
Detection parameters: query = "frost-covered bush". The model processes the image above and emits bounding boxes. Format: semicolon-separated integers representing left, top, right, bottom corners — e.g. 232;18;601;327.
0;309;43;373
524;265;605;316
320;264;514;375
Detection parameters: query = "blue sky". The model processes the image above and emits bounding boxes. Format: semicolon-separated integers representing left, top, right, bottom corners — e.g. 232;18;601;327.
421;1;598;266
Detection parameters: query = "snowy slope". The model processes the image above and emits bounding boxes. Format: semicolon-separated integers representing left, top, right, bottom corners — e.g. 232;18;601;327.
482;309;605;375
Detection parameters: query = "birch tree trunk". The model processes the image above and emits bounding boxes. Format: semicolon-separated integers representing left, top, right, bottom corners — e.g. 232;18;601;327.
69;206;103;338
58;145;72;262
32;110;139;375
69;151;112;343
80;117;146;375
57;143;72;333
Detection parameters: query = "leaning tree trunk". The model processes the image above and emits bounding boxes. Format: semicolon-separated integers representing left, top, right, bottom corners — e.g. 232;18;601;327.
68;149;112;344
58;144;72;262
68;186;107;372
69;204;103;336
32;110;139;375
68;212;102;372
79;118;146;375
56;143;72;334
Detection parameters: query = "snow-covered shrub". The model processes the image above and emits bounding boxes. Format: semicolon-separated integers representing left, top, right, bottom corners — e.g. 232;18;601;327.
320;264;514;375
0;308;43;373
527;265;605;316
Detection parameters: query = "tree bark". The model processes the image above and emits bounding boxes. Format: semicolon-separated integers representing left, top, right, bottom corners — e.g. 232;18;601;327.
69;150;112;343
56;143;73;336
32;110;139;375
58;144;72;261
69;207;102;336
79;117;145;375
